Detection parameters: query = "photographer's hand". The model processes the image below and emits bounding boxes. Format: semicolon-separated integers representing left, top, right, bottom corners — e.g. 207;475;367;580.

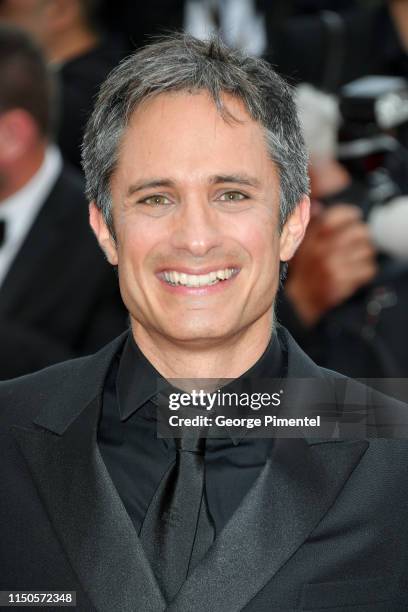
285;204;378;326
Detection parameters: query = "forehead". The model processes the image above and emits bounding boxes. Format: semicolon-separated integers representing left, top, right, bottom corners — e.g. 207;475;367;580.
113;91;275;184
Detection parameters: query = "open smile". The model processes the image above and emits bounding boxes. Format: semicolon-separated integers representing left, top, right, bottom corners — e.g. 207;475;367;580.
157;267;240;289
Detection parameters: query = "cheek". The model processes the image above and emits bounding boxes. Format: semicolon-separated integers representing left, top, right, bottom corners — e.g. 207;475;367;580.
115;233;148;286
233;216;279;270
241;228;281;304
115;223;164;291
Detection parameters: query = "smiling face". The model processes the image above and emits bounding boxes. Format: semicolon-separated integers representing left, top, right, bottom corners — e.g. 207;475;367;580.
90;91;309;348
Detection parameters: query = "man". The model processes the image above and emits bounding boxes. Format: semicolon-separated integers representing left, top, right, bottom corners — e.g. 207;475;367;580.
1;34;408;611
0;25;126;379
0;0;126;169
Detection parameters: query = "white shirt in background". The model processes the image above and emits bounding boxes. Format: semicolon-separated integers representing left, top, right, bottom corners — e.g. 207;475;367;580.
0;145;62;287
184;0;267;57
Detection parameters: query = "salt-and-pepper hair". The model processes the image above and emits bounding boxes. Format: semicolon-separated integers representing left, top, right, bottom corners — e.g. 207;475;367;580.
82;33;309;236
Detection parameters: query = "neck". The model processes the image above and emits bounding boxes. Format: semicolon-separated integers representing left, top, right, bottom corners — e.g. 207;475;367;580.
47;25;99;64
0;143;46;203
130;315;274;380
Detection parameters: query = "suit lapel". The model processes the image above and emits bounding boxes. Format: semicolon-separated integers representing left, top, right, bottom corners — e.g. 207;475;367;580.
0;168;78;317
168;436;368;612
168;329;369;611
11;336;166;612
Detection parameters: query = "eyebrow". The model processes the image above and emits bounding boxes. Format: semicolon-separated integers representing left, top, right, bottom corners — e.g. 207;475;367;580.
209;174;262;189
126;173;262;197
127;179;175;196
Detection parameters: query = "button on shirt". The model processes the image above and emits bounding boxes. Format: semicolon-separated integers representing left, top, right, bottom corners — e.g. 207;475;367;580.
98;331;287;536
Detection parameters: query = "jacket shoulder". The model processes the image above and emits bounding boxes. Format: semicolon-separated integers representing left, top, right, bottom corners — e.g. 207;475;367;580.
0;332;127;428
0;355;93;427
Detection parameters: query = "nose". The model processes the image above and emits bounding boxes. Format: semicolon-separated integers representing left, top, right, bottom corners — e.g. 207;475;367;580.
170;196;222;257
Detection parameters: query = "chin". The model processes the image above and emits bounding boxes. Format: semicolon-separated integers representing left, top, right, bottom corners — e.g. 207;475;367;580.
161;322;235;345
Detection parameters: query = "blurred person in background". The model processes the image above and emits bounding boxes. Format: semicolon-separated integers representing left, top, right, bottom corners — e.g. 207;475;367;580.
0;0;127;170
278;82;408;377
0;24;126;380
266;0;408;92
98;0;408;93
100;0;268;54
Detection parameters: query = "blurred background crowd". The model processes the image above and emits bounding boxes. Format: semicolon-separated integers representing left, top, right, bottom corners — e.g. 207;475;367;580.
1;0;408;380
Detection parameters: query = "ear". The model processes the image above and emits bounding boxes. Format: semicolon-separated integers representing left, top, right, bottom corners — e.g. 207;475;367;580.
279;195;310;262
89;201;118;266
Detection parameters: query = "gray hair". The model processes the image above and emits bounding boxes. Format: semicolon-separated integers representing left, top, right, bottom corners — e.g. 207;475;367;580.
82;33;309;236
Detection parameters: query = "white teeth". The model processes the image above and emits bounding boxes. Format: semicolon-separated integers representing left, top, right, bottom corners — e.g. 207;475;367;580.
162;268;236;287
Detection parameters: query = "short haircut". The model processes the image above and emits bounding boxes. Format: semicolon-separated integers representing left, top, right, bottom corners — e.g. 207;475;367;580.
0;24;53;137
82;33;309;236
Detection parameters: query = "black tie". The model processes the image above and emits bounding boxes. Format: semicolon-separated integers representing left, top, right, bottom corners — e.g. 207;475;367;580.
140;428;214;602
0;220;6;247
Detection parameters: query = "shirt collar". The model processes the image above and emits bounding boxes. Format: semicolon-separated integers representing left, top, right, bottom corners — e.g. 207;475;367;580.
0;145;62;287
0;145;62;224
0;144;62;256
117;328;287;444
117;334;166;420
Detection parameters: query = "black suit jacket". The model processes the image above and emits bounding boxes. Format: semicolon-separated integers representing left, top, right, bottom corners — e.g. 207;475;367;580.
57;38;127;170
0;164;127;380
1;328;408;611
266;4;407;93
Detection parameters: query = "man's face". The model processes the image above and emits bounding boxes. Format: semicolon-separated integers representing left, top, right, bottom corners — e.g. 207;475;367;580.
92;91;308;347
0;0;47;39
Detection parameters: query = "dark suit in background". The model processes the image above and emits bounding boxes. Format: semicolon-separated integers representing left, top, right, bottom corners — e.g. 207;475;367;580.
277;261;408;378
0;164;127;380
56;36;127;170
266;3;407;92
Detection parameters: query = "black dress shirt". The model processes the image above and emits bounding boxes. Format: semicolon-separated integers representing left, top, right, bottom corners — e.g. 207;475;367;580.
98;330;287;536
